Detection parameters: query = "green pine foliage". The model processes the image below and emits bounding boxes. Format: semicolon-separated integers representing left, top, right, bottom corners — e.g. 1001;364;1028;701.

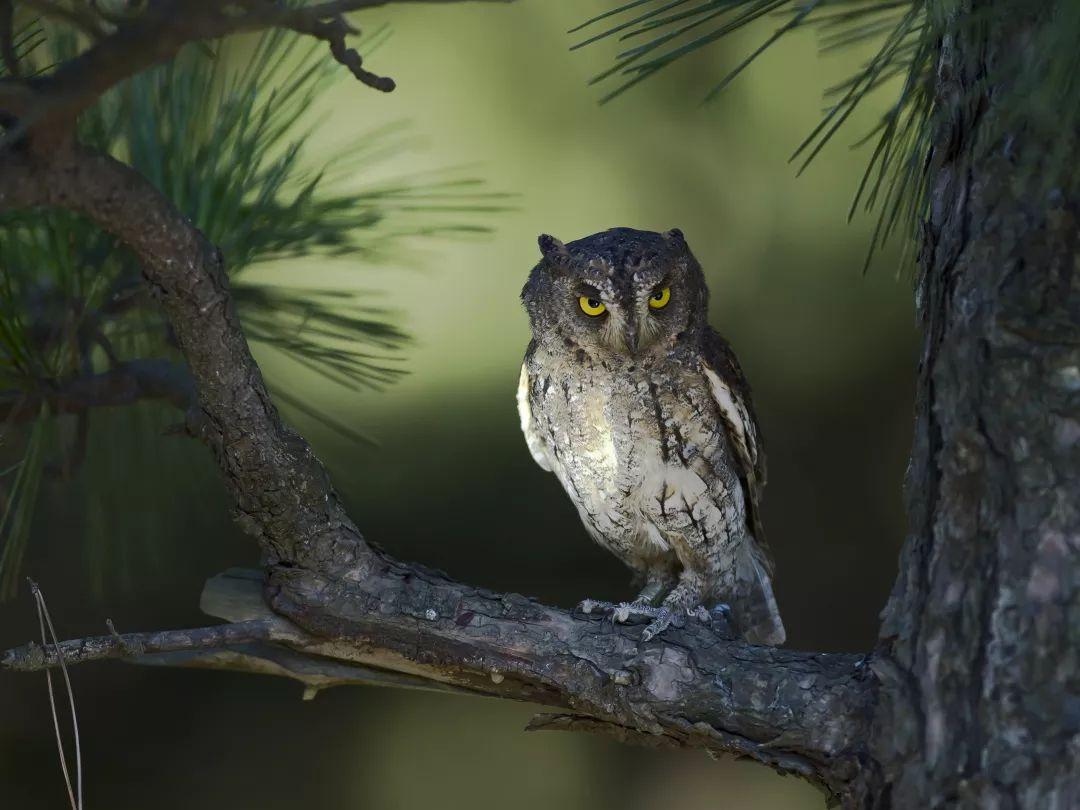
576;0;1080;267
574;0;934;269
0;411;45;598
0;25;508;597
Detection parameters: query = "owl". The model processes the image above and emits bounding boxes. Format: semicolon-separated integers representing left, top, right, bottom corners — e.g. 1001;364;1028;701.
517;227;785;645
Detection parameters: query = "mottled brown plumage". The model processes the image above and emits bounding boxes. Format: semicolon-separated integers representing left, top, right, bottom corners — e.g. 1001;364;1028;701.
518;227;784;645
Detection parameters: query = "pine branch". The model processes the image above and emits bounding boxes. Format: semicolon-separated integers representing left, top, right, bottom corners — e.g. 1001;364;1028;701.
576;1;1080;267
0;141;373;571
0;20;507;593
2;27;504;394
0;359;194;423
0;33;873;801
573;0;934;267
0;0;509;142
2;566;876;801
248;0;395;91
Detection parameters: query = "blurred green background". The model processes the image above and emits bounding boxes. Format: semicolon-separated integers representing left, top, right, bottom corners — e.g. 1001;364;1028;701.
0;2;916;808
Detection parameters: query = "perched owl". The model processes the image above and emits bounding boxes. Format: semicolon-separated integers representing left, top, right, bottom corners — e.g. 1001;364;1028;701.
517;227;785;645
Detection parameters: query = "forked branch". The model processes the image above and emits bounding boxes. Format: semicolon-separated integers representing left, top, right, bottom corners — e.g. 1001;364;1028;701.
0;11;876;802
4;567;876;802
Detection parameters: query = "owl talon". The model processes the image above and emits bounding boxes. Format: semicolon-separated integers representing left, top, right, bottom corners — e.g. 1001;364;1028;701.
577;599;668;626
613;601;668;623
687;605;712;623
710;603;734;623
708;603;737;638
578;599;723;640
640;604;724;641
640;608;677;642
578;598;618;615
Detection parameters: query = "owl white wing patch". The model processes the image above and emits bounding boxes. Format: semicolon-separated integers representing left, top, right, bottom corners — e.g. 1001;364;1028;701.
702;365;760;473
517;363;553;472
703;346;785;645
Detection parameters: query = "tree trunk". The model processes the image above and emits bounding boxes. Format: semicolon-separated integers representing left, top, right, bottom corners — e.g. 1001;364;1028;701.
869;7;1080;807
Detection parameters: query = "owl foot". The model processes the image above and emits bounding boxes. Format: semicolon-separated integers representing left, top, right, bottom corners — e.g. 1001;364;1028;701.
640;608;677;642
640;603;737;641
578;598;661;622
577;599;734;641
578;598;667;622
580;599;681;638
577;598;612;615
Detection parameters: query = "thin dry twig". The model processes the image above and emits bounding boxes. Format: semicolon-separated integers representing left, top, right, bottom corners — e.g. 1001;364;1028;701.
30;579;83;810
266;2;395;91
2;616;282;670
0;0;500;144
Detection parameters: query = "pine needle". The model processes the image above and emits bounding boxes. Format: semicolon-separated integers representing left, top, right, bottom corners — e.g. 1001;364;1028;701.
576;0;1080;269
0;22;508;594
573;0;933;268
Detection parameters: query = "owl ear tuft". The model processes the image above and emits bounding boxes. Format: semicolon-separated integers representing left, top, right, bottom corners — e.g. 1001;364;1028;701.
538;233;568;260
663;228;685;245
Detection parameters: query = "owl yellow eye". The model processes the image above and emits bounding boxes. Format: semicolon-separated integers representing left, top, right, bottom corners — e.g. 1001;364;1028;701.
649;287;671;309
579;296;607;317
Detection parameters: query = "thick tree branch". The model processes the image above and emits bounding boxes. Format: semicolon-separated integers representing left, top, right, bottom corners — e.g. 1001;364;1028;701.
0;571;490;698
1;142;374;575
268;564;875;798
3;567;876;802
0;124;875;805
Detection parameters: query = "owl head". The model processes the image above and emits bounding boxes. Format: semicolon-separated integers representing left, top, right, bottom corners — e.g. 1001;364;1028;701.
521;227;708;359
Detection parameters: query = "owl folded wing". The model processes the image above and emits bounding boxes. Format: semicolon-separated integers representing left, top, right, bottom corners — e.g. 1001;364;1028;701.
701;328;785;645
700;327;768;548
517;360;553;472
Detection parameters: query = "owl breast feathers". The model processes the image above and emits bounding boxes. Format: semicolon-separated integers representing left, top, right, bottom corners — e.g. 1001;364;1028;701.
517;227;785;646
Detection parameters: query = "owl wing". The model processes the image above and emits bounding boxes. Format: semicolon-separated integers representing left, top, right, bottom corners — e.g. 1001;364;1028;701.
517;353;553;472
700;328;767;548
701;328;785;646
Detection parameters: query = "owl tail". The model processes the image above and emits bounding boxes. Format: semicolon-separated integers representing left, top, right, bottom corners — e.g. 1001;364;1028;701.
734;542;787;646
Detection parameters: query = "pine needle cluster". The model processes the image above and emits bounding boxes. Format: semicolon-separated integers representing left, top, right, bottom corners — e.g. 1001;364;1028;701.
575;0;1080;267
0;24;507;596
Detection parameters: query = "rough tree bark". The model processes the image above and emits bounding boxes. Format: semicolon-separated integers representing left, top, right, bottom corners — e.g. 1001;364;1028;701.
1;3;1077;809
867;9;1080;808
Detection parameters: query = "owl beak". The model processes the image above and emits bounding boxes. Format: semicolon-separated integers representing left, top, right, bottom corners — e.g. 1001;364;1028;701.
623;321;639;354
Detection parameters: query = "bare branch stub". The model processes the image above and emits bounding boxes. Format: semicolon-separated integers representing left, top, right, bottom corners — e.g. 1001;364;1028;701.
237;0;395;91
3;565;875;802
263;564;875;800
